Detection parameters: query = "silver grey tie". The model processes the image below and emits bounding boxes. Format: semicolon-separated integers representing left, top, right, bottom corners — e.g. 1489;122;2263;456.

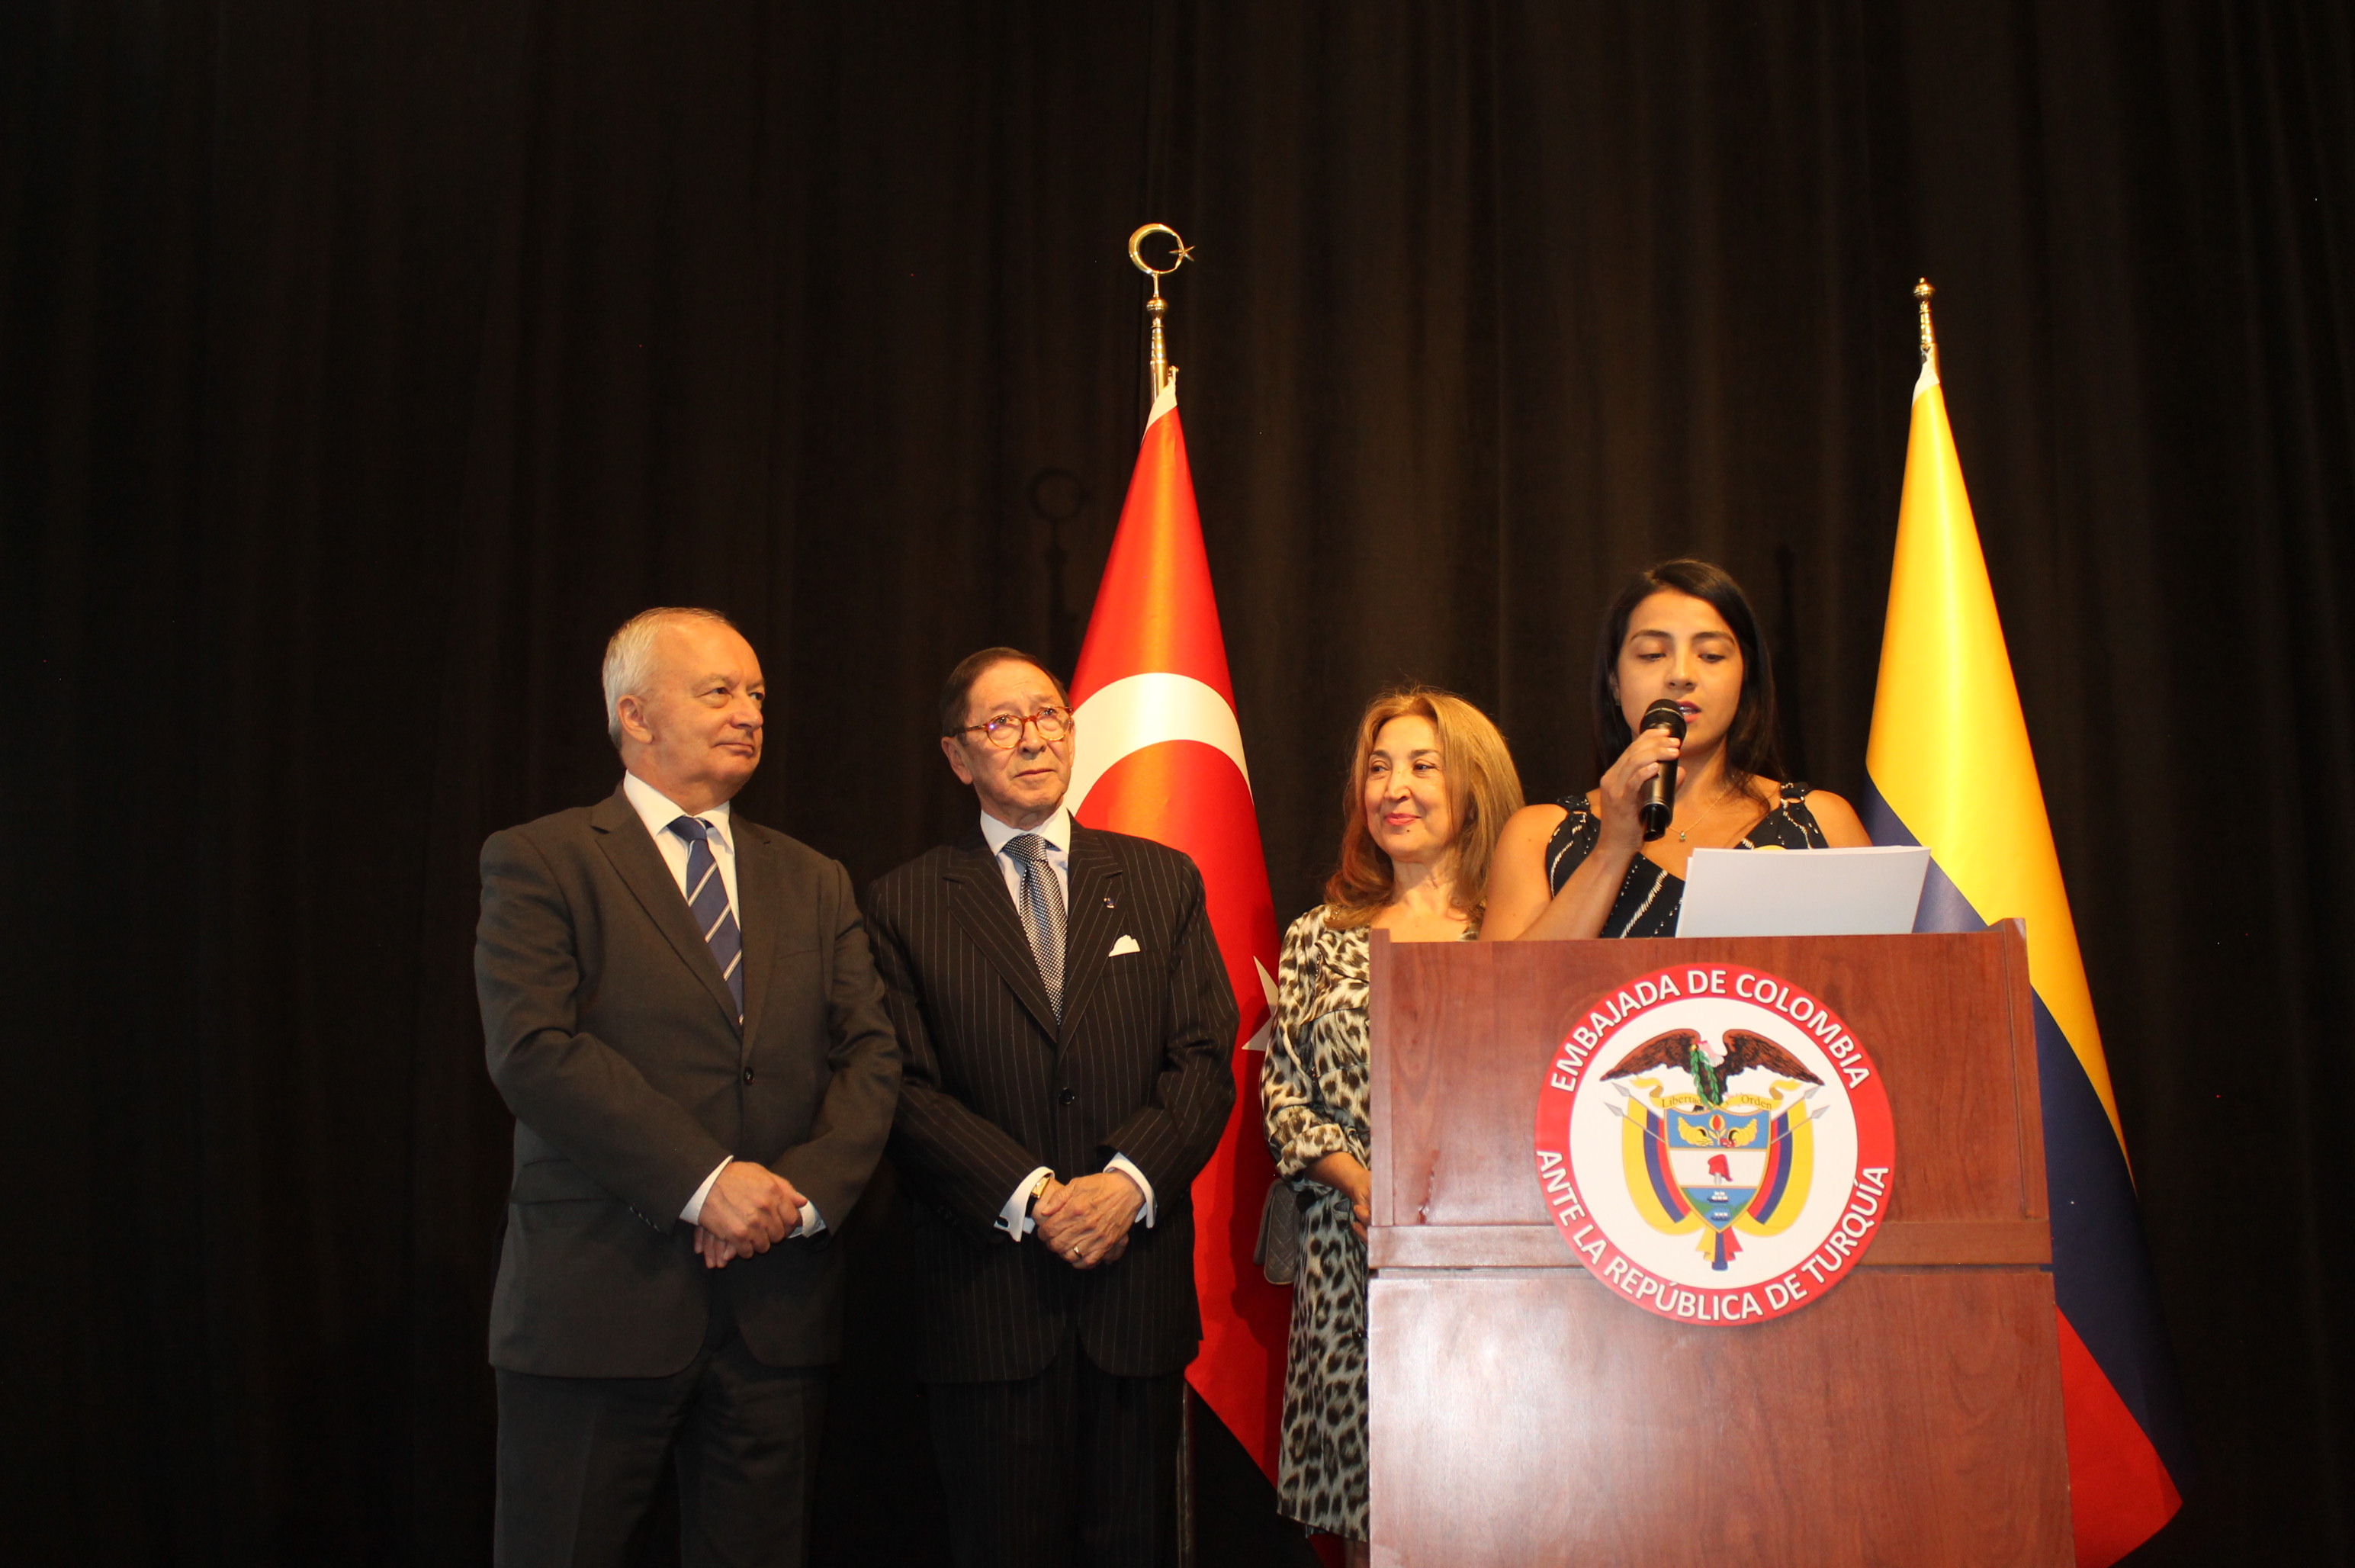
1003;833;1065;1019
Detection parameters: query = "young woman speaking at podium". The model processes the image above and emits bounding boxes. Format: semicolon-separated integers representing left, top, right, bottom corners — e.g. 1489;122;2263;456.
1261;688;1522;1564
1484;558;1870;942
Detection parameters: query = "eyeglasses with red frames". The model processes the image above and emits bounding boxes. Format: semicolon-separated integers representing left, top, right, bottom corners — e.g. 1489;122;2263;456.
954;707;1072;749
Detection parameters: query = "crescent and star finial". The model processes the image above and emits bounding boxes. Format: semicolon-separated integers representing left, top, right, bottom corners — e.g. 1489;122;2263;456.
1129;223;1190;398
1127;223;1193;298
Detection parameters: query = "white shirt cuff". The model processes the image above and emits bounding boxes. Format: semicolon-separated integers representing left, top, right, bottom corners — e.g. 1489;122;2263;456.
682;1159;822;1238
680;1157;733;1225
998;1165;1053;1239
1106;1153;1155;1227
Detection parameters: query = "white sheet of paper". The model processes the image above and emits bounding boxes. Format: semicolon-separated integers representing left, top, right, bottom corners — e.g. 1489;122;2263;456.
1674;845;1930;937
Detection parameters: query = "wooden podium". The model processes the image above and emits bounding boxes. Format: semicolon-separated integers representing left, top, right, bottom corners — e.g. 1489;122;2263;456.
1365;927;2071;1566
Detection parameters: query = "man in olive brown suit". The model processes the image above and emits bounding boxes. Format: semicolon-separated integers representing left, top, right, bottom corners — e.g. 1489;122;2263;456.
476;607;899;1568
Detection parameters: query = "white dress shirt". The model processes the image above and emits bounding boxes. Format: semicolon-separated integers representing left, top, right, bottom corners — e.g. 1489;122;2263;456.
975;805;1156;1240
620;771;821;1238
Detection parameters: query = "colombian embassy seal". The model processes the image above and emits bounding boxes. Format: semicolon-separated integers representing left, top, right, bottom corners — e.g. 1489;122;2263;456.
1532;961;1897;1325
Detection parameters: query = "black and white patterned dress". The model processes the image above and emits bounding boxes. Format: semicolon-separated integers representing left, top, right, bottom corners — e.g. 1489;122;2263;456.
1261;906;1474;1540
1544;781;1833;933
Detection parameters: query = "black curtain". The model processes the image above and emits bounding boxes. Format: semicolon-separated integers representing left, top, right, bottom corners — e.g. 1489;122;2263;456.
5;2;2350;1563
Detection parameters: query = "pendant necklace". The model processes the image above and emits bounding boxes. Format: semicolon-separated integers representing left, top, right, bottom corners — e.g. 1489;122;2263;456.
1674;786;1735;845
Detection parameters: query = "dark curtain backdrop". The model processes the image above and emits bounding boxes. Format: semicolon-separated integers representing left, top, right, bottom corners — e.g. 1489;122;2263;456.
5;2;2350;1563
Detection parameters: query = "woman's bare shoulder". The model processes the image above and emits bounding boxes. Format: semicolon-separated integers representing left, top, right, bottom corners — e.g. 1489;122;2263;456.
1501;798;1576;845
1798;788;1871;847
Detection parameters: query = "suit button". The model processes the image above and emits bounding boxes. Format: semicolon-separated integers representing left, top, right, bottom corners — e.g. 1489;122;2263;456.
1059;1087;1077;1106
743;1068;756;1084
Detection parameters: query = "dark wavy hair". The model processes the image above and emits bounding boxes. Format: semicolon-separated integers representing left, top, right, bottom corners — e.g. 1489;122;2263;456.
937;646;1068;737
1590;559;1787;803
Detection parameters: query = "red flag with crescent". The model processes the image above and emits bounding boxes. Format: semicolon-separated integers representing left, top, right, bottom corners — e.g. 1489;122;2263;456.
1068;378;1288;1476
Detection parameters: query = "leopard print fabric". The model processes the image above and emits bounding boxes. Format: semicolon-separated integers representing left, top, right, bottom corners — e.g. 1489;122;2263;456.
1261;907;1474;1541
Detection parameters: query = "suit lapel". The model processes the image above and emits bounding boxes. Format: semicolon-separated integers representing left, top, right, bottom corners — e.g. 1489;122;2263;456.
732;818;782;1051
945;831;1061;1043
590;789;741;1030
1056;826;1126;1043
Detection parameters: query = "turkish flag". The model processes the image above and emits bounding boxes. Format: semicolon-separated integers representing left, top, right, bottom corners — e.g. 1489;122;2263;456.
1068;378;1289;1476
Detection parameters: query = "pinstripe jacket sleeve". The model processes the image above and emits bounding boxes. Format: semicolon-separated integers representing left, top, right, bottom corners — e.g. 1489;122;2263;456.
865;882;1050;1238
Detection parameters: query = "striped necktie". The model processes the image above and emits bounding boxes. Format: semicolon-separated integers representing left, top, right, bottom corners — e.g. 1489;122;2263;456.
1003;832;1065;1019
668;815;744;1022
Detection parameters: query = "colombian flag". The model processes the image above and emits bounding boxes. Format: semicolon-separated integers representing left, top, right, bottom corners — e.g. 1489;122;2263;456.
1865;327;2189;1565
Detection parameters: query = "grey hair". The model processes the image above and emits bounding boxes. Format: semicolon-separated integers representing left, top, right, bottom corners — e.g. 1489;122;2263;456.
602;606;740;747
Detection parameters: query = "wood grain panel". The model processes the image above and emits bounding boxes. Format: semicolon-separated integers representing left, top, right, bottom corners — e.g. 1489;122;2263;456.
1367;1218;2051;1270
1862;1218;2051;1265
1367;1268;2072;1567
1368;1224;1568;1270
2000;924;2051;1221
1369;927;2045;1235
1365;932;2067;1563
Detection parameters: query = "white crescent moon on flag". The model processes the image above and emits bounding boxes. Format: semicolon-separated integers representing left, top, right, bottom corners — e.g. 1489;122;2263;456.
1242;958;1278;1052
1066;672;1252;815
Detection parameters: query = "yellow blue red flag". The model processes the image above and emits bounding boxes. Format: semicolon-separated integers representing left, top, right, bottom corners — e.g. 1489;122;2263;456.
1865;322;2187;1566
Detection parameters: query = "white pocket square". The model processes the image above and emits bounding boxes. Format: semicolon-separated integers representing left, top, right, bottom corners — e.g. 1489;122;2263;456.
1107;934;1142;956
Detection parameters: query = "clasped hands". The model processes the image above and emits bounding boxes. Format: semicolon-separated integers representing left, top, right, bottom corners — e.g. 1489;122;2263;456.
692;1160;808;1270
1033;1170;1142;1271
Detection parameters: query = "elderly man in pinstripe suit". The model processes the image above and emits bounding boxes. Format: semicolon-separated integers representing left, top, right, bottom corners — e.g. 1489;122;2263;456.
863;647;1238;1568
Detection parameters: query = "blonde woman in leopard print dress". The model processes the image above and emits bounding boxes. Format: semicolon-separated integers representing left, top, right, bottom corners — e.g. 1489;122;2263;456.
1263;688;1522;1560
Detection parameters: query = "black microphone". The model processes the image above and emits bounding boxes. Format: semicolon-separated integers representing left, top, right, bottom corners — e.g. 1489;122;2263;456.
1637;698;1687;842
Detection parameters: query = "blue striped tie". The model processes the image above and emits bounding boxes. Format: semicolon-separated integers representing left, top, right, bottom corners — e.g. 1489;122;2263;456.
668;816;744;1022
1004;832;1065;1019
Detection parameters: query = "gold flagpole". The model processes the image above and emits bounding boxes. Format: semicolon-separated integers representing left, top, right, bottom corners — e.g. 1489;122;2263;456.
1129;220;1198;1568
1129;223;1194;400
1915;278;1939;374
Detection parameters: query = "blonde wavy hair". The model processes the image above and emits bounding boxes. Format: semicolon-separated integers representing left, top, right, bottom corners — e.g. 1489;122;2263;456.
1323;687;1524;930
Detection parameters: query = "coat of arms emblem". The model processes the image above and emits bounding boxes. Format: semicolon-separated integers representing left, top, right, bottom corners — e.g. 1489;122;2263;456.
1532;962;1896;1325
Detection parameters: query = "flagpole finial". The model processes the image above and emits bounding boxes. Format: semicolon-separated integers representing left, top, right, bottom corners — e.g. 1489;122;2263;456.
1129;223;1192;398
1914;278;1939;371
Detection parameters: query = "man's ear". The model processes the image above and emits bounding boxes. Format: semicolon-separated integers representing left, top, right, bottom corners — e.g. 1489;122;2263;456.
940;734;976;786
616;692;655;746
